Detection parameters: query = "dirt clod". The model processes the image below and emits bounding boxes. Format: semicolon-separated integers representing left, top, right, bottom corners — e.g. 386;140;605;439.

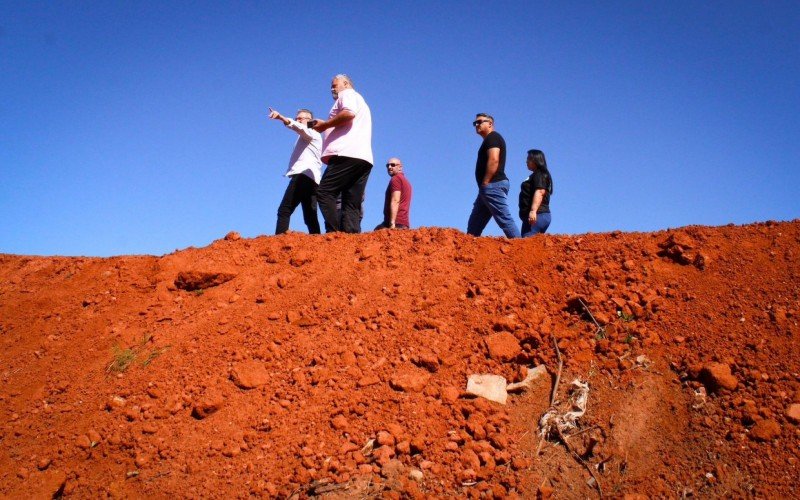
700;362;738;392
749;419;781;441
230;360;269;389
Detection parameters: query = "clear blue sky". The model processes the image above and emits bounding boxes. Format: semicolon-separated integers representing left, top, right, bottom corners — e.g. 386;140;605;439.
2;1;798;256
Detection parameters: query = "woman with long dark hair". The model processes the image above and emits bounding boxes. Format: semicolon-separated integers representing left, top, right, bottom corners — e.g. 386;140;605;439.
519;149;553;236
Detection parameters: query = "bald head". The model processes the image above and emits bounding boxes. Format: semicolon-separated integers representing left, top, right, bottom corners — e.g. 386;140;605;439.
386;157;403;176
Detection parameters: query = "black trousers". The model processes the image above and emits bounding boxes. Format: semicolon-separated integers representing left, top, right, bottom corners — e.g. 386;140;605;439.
275;174;321;234
317;156;372;233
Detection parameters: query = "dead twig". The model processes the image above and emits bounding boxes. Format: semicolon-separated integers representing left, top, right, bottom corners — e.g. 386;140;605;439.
551;335;563;406
536;434;547;456
578;297;607;339
555;426;604;498
565;425;600;440
538;335;564;457
145;470;172;482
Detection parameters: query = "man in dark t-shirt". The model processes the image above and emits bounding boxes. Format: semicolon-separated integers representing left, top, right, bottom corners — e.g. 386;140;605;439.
375;157;413;229
466;113;520;238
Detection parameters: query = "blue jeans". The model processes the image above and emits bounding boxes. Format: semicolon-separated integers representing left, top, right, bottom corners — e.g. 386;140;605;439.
521;212;551;237
467;180;520;238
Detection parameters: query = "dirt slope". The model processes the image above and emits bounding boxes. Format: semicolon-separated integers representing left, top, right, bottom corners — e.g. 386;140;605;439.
1;221;798;498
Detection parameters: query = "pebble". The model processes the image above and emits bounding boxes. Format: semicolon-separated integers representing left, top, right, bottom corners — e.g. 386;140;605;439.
440;386;460;404
700;363;738;392
76;434;92;449
37;457;52;470
134;453;149;467
785;404;800;424
230;360;270;389
538;484;554;498
389;370;430;393
87;430;101;445
331;414;349;431
357;375;380;387
396;440;411;454
408;469;424;482
749;419;781;441
192;393;223;419
376;431;395;447
484;332;521;362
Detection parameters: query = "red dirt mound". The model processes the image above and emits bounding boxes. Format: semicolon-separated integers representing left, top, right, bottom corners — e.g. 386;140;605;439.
1;221;798;498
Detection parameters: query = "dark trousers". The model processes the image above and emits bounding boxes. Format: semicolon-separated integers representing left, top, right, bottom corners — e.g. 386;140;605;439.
275;174;321;234
317;156;372;233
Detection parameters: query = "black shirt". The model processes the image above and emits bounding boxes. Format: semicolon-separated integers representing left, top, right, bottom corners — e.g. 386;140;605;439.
519;169;552;218
475;131;507;185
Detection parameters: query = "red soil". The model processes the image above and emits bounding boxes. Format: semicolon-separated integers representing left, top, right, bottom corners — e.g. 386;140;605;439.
1;221;798;498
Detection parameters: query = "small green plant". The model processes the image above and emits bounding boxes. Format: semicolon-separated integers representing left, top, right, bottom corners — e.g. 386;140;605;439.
624;332;636;344
107;333;169;373
193;289;205;296
142;347;169;366
617;310;635;322
107;345;136;373
595;327;607;340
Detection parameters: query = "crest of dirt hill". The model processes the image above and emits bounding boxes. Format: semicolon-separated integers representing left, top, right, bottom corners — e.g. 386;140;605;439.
1;221;799;498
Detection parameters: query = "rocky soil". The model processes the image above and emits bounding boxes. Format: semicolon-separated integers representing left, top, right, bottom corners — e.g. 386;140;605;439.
1;221;798;498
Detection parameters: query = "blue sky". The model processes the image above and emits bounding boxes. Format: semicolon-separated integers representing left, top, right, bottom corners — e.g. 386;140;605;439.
2;1;798;256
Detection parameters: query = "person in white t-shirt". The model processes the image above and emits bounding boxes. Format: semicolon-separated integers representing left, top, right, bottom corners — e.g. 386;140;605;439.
267;107;323;234
310;74;373;233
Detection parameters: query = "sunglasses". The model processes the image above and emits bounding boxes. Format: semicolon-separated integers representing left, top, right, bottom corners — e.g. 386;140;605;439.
472;120;491;127
386;163;401;167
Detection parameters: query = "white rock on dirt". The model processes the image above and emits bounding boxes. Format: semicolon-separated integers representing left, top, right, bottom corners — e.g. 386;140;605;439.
506;365;547;392
466;374;508;404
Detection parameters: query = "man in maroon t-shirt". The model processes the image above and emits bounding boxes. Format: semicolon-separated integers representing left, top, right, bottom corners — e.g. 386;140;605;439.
375;157;413;230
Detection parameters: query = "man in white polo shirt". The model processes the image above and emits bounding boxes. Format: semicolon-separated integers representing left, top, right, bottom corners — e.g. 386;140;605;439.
267;107;323;234
311;74;373;233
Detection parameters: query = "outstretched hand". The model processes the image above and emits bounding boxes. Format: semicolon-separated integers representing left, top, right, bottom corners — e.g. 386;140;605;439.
268;107;282;121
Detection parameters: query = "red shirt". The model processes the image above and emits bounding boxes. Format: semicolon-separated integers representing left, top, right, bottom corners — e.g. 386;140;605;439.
383;173;413;227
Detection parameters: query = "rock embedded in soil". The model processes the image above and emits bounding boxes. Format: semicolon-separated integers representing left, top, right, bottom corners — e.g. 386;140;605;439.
700;362;738;392
87;430;101;445
484;332;521;362
786;404;800;424
440;386;460;404
174;271;236;291
466;374;508;405
230;360;269;389
749;419;781;441
331;414;349;431
76;434;91;449
389;370;431;393
192;393;223;419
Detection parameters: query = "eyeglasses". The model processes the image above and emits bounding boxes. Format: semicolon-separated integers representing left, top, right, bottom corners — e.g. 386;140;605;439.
386;163;401;167
472;120;490;127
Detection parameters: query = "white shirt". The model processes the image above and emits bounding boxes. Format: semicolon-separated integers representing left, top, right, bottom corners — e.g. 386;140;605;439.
284;119;323;184
321;88;373;165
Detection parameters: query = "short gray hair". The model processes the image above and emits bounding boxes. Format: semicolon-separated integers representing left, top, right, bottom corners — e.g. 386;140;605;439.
333;74;353;87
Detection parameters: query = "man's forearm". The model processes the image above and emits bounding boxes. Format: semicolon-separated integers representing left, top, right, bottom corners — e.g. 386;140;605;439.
389;200;400;225
482;161;499;185
315;110;355;131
